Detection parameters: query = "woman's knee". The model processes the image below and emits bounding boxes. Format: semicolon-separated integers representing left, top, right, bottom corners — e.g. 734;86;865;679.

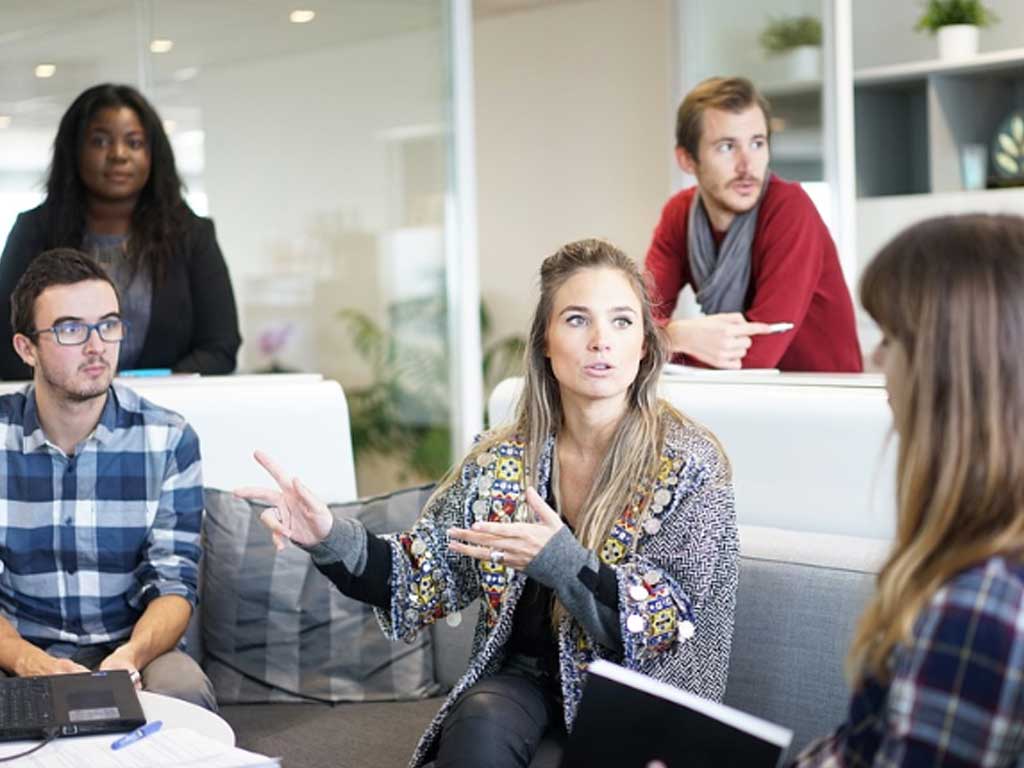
434;677;553;767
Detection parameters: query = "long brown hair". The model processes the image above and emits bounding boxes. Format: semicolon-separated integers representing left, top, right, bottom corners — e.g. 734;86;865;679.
429;238;689;555
849;213;1024;681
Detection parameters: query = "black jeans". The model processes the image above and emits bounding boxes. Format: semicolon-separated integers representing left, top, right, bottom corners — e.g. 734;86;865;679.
429;663;564;768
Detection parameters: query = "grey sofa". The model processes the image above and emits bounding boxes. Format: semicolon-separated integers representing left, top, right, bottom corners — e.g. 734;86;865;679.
203;523;887;767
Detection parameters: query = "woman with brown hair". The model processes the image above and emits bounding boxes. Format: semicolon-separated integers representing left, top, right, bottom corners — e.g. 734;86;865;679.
239;238;738;768
795;214;1024;765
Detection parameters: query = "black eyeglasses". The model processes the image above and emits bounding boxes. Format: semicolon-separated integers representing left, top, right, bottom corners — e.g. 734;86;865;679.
31;318;127;346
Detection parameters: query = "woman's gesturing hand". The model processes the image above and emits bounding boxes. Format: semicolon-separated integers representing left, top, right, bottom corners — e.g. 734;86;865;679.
235;450;333;550
447;486;564;570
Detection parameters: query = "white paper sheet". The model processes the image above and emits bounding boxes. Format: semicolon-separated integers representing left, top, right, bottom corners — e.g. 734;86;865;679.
10;728;279;768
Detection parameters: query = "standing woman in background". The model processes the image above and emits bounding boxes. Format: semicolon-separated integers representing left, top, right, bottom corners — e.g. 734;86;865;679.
0;83;241;378
794;214;1024;766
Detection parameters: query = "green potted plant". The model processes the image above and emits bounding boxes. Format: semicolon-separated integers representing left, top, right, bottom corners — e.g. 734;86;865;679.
915;0;998;60
338;298;525;488
759;15;822;81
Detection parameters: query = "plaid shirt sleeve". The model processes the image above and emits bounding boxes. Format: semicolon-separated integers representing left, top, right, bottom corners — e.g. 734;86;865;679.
127;423;203;609
792;558;1024;767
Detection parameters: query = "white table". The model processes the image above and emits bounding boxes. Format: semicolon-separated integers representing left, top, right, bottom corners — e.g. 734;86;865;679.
0;373;359;503
138;691;234;745
0;691;234;759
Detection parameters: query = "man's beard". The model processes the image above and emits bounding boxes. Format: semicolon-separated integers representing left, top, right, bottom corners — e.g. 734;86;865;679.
41;356;113;402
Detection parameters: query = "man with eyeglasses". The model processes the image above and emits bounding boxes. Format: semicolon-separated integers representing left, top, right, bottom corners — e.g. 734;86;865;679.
0;248;215;710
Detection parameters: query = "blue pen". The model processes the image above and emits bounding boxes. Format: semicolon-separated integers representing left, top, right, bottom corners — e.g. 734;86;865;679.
111;720;162;750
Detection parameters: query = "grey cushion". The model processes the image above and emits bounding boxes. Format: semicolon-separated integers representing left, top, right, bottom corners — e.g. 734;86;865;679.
201;485;440;704
724;553;877;759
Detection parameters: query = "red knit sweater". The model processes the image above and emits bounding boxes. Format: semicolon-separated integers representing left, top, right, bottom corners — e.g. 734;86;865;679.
645;177;863;372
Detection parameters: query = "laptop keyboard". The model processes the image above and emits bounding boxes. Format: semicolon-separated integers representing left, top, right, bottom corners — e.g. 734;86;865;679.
0;678;53;730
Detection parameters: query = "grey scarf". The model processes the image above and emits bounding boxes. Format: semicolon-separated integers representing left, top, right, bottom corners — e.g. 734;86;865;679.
687;175;772;314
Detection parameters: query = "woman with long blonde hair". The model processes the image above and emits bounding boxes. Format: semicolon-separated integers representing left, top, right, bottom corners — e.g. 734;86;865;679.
795;214;1024;766
239;239;738;768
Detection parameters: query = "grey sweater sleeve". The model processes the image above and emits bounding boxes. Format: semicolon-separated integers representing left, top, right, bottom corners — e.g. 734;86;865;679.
525;527;622;650
301;516;369;575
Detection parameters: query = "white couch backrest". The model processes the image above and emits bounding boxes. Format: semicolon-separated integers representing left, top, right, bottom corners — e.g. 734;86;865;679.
488;374;897;540
0;374;358;502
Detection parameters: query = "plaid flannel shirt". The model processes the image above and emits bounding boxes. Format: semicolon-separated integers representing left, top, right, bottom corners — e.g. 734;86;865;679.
0;384;202;650
794;556;1024;767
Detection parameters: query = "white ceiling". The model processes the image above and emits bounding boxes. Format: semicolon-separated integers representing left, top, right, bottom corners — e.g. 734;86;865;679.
0;0;590;135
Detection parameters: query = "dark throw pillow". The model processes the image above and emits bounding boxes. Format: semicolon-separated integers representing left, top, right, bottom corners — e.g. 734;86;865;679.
200;484;439;704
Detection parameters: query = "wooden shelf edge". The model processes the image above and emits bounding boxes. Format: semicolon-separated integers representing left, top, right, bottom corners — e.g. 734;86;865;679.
855;47;1024;85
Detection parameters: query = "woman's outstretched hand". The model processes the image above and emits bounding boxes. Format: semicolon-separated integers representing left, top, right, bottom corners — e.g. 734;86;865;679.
447;486;564;570
235;450;333;550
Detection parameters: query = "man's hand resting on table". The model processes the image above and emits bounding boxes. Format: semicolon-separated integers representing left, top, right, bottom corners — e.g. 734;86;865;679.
665;313;776;369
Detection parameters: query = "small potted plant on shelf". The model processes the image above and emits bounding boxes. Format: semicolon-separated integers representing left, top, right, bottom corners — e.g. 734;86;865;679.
759;15;822;81
915;0;998;61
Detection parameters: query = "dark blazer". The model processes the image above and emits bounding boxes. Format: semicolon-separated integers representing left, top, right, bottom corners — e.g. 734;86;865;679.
0;204;242;380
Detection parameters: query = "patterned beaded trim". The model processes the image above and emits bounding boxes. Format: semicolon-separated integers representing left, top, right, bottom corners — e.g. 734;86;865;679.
470;440;528;627
600;454;696;654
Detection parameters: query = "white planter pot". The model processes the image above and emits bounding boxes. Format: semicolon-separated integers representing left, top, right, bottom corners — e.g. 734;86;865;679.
784;45;821;81
937;24;979;60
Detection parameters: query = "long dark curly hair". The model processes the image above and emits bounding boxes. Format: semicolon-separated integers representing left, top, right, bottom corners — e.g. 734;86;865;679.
43;83;188;282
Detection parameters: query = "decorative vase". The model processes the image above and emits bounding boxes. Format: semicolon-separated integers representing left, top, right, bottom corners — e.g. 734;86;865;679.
936;24;979;60
784;45;821;81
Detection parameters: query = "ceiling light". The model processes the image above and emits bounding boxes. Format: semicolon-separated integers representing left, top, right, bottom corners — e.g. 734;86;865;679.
163;119;177;134
150;39;174;54
0;116;11;129
289;9;315;23
35;64;56;78
172;66;200;82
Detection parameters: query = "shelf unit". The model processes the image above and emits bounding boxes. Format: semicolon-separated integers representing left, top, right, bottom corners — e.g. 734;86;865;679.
854;49;1024;198
760;48;1024;199
761;80;826;182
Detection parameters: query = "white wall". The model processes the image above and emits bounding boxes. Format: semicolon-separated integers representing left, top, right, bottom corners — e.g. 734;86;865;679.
473;0;673;346
853;0;1024;69
693;0;822;85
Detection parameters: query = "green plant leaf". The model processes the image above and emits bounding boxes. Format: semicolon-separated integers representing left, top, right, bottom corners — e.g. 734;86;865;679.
998;133;1020;158
339;295;524;484
995;152;1020;175
759;15;821;54
915;0;998;33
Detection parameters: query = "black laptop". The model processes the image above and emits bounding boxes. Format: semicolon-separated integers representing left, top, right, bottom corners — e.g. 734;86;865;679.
0;670;146;741
562;660;793;768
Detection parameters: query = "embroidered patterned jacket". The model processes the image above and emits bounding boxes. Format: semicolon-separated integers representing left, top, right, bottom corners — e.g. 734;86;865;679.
374;412;739;768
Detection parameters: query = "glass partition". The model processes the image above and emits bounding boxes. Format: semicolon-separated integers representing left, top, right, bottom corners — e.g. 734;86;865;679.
0;0;467;494
687;0;825;181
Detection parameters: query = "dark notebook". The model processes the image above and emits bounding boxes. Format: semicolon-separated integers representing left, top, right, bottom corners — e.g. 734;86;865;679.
562;660;792;768
0;670;145;741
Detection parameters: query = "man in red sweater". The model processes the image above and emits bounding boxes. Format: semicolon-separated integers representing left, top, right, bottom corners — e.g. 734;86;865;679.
646;77;862;372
